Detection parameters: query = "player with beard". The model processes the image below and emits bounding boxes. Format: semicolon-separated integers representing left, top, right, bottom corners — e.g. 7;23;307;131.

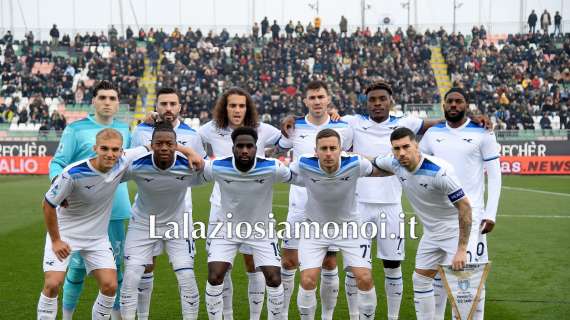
198;88;282;320
199;127;290;320
420;87;501;320
130;87;206;320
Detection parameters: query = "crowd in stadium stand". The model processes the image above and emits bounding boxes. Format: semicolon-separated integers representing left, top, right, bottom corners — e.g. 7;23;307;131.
0;14;569;129
441;25;570;130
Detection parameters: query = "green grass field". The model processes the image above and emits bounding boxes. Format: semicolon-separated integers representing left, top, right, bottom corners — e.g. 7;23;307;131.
1;175;569;319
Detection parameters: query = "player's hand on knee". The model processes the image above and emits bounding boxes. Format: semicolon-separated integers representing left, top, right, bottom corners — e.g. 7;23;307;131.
452;250;467;271
52;240;71;261
480;219;495;234
280;115;296;138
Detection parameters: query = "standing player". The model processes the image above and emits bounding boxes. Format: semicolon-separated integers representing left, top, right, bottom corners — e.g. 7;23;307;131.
199;127;289;320
336;80;491;320
130;87;207;320
420;87;501;320
278;80;353;320
38;129;147;320
49;81;131;320
119;122;205;320
373;128;472;320
289;129;383;320
198;87;281;320
341;80;423;320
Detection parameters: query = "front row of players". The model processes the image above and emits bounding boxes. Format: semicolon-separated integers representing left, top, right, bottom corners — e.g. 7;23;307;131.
38;121;474;319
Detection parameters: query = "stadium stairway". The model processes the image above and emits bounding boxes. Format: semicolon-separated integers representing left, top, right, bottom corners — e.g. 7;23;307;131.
430;46;452;106
132;53;161;125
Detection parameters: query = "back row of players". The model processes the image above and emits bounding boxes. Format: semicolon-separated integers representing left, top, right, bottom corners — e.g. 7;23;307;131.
37;79;501;320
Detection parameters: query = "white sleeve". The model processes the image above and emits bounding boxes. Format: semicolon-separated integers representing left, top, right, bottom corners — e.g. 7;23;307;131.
419;133;433;155
401;116;424;134
341;115;357;127
275;160;294;183
359;157;373;177
436;167;466;203
197;124;211;145
190;135;208;159
263;123;282;147
288;161;305;186
277;134;294;150
44;171;74;207
340;126;354;151
130;127;144;148
480;130;501;161
202;161;214;182
483;158;501;222
123;146;149;163
373;155;397;173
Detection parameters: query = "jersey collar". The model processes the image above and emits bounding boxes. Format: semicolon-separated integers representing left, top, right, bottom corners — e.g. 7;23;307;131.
305;114;331;128
446;118;470;131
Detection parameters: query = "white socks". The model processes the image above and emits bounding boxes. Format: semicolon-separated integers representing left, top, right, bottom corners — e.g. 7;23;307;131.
344;271;359;320
320;267;339;320
358;287;377;319
205;282;224;320
433;273;447;320
92;291;116;320
37;293;58;320
120;265;145;320
281;268;296;318
175;268;199;320
384;267;403;320
222;271;233;320
247;271;266;320
266;284;285;320
297;287;317;320
413;272;435;320
62;307;74;320
136;272;154;320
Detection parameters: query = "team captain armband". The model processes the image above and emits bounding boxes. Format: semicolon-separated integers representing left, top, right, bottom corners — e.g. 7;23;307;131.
448;189;465;203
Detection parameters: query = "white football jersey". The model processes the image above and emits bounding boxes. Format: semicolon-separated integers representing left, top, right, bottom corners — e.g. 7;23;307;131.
342;114;423;204
289;154;372;224
131;120;207;213
123;152;202;229
419;120;500;211
44;147;147;239
198;121;281;206
201;156;292;225
278;116;354;213
374;154;467;240
131;121;207;157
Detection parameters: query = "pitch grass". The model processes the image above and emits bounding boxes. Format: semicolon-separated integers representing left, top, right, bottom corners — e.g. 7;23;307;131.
0;175;569;319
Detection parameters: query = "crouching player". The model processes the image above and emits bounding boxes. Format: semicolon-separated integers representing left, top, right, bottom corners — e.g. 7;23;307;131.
38;128;148;320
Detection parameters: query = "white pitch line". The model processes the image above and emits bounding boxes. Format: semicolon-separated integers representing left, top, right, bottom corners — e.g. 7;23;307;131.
502;186;570;197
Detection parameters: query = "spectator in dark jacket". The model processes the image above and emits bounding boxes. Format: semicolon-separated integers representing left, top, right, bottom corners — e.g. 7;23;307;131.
528;10;538;33
49;24;60;47
554;11;562;36
271;20;280;40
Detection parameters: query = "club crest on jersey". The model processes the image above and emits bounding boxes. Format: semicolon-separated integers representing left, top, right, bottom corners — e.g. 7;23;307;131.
176;176;186;180
254;179;266;184
436;138;445;143
310;178;320;183
223;179;234;184
143;178;154;182
462;138;473;143
420;183;428;189
339;176;350;181
178;140;187;145
84;184;95;189
399;177;407;182
299;134;309;139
